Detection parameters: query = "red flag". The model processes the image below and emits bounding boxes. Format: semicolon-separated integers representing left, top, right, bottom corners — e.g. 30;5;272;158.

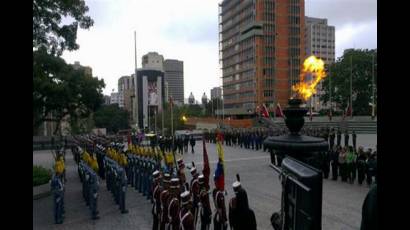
346;102;352;117
275;103;284;118
343;100;352;120
261;104;270;118
202;138;210;190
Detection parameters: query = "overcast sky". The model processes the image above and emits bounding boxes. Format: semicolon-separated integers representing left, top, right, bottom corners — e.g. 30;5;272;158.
62;0;377;99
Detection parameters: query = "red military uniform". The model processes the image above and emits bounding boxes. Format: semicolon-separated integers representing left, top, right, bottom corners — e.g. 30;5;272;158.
168;178;181;230
160;174;171;230
189;168;200;228
198;175;212;230
179;191;194;230
228;181;241;230
213;189;228;230
152;171;163;230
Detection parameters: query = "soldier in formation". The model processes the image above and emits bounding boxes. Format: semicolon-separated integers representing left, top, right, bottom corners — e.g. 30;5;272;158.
51;157;65;224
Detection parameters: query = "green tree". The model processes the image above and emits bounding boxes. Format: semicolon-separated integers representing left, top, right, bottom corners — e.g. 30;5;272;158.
33;47;105;134
94;104;130;134
320;49;377;115
33;0;104;135
33;0;94;56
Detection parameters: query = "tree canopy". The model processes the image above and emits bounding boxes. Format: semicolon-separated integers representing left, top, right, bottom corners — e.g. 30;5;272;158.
33;0;94;56
33;47;105;134
33;0;105;135
320;49;377;115
94;104;130;134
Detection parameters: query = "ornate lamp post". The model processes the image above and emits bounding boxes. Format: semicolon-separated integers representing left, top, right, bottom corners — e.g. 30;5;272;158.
264;98;328;230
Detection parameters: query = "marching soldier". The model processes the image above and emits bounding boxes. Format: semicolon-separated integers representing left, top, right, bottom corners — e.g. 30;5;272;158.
198;174;212;230
337;128;342;147
51;171;64;224
189;167;200;228
119;167;129;214
357;147;367;185
177;159;187;187
228;175;257;230
160;173;172;230
329;128;335;150
168;178;181;230
344;130;350;147
152;170;163;230
212;183;228;230
330;146;339;180
190;136;196;154
179;191;195;230
352;130;357;150
90;172;100;220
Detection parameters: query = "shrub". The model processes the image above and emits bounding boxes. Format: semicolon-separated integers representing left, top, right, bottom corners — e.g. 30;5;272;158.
33;165;52;187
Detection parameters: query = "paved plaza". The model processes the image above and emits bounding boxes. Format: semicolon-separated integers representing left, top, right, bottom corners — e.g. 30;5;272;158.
33;134;376;230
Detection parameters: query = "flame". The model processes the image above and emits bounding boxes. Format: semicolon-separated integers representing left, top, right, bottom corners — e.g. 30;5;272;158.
292;55;327;101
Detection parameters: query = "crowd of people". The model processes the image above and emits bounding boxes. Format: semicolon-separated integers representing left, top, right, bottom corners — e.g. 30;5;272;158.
70;134;258;230
67;125;376;229
203;126;377;186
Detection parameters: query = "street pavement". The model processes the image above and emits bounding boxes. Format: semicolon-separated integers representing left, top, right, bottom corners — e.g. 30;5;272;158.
33;134;376;230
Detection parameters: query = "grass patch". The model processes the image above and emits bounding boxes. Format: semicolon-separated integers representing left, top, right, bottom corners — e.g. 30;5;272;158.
33;165;52;187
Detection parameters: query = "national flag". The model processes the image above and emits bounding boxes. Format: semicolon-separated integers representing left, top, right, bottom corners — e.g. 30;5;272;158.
202;138;210;190
346;101;352;117
216;139;224;164
275;103;284;118
214;159;225;191
343;100;352;120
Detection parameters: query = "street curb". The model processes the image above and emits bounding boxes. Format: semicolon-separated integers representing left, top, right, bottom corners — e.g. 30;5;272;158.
33;183;51;200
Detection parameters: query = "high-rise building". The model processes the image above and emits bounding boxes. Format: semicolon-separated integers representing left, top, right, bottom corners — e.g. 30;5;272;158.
135;69;165;130
73;61;92;76
305;16;335;111
118;75;135;117
103;95;111;105
164;59;184;104
211;87;222;99
142;52;164;71
110;92;124;108
219;0;305;116
305;16;335;65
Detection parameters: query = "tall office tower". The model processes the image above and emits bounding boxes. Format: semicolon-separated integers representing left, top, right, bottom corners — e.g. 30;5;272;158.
164;59;184;104
219;0;305;116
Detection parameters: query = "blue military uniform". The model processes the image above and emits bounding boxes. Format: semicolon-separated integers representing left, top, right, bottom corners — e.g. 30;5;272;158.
51;174;64;224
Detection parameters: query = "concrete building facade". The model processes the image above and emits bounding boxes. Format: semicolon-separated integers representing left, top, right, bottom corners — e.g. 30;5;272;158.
211;87;222;99
110;92;124;108
136;69;165;130
219;0;305;116
164;59;184;104
118;75;135;117
142;52;164;71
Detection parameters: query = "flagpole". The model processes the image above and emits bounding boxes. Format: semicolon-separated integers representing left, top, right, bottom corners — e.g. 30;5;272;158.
329;65;332;121
134;31;139;129
350;55;353;119
372;53;375;119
